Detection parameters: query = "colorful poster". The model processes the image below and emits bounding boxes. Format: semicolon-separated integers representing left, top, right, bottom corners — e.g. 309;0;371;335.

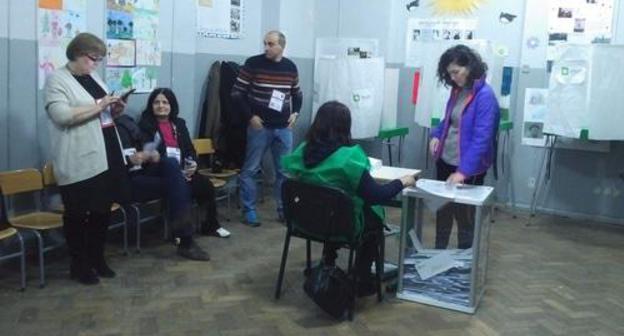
197;0;243;39
106;67;134;92
37;1;87;89
134;0;160;11
106;39;136;66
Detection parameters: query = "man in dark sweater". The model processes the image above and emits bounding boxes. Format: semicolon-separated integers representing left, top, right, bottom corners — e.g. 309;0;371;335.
231;30;303;226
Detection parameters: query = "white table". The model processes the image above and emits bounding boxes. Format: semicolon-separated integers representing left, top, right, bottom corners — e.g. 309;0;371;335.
370;166;421;182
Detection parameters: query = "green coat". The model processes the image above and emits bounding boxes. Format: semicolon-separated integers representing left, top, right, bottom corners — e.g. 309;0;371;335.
282;143;385;239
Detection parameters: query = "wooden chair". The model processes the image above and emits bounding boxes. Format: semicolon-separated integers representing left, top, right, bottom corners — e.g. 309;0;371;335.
0;204;26;290
0;168;64;288
42;162;129;256
192;138;234;221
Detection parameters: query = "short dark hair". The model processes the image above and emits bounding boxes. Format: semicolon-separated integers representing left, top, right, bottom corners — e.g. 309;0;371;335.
437;44;488;88
305;101;352;148
141;87;180;122
65;33;106;61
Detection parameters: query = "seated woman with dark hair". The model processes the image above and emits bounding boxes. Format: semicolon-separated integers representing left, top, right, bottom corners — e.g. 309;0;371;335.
282;101;416;296
115;113;210;261
138;88;231;241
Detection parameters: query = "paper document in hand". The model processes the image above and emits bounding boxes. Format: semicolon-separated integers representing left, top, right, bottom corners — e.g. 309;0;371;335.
414;250;462;280
415;179;493;205
368;157;383;170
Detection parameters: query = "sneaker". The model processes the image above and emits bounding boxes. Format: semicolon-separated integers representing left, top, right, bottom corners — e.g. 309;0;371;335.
201;226;231;238
243;211;261;227
177;241;210;261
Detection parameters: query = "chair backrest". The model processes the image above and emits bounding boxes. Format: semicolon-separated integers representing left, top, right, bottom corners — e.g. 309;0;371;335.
282;179;356;243
0;169;44;196
42;162;57;186
192;138;215;156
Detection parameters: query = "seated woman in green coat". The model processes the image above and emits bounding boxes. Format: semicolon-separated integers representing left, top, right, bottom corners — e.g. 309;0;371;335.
282;101;416;296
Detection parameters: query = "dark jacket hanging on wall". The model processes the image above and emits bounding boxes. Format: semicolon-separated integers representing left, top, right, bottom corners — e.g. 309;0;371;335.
198;61;222;147
219;61;247;168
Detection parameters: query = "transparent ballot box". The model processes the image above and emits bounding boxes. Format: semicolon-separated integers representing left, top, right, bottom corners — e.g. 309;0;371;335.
397;179;494;314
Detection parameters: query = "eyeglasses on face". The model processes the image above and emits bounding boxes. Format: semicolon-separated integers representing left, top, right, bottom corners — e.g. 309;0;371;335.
85;54;105;63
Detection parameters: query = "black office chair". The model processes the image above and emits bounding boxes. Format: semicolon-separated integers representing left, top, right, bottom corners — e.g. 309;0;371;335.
275;179;384;320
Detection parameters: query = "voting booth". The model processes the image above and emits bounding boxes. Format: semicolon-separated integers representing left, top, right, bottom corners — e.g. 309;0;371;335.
397;179;494;313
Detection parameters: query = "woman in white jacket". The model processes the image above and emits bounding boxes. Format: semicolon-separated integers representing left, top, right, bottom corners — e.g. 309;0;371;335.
45;33;127;285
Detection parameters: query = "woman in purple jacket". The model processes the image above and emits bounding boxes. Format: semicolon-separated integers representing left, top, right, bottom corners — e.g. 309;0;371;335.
429;45;500;249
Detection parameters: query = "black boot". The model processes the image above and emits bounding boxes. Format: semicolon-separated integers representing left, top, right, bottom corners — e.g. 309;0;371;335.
88;212;116;278
64;213;99;285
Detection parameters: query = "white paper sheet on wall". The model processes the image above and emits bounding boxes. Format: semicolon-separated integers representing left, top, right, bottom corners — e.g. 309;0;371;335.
382;68;399;129
313;57;384;139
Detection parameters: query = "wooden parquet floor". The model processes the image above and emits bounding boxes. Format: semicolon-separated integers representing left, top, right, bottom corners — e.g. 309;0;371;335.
0;200;623;336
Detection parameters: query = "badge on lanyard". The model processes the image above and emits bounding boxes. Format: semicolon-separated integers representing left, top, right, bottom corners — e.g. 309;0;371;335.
123;148;142;171
268;89;286;112
95;99;115;128
166;146;181;163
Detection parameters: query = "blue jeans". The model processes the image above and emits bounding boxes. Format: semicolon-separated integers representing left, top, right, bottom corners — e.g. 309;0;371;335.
239;126;293;214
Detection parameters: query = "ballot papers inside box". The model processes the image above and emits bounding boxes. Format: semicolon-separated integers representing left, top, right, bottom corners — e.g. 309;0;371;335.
397;179;494;314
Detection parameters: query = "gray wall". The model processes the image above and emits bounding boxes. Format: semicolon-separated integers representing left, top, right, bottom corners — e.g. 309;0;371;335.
1;0;623;224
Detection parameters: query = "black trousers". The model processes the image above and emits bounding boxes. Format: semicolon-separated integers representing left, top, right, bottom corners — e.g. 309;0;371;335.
435;160;485;249
323;207;382;277
188;173;220;230
59;171;113;269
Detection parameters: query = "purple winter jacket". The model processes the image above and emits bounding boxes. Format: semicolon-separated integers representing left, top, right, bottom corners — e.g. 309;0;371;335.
430;77;500;177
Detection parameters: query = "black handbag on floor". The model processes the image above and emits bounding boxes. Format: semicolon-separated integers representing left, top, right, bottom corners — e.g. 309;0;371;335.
303;264;354;319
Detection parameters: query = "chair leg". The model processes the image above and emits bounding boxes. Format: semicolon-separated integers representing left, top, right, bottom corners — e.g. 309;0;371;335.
120;207;128;256
131;205;142;254
306;239;311;271
375;231;384;302
275;230;292;300
32;230;45;288
16;232;26;291
347;248;356;321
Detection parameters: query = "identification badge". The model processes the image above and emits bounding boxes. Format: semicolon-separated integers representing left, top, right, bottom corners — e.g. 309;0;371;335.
98;103;115;128
123;148;142;172
166;146;181;163
268;90;285;112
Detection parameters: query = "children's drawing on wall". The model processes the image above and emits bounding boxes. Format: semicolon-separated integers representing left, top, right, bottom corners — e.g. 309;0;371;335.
134;0;160;11
133;9;159;40
106;67;134;92
136;40;161;66
107;39;136;66
132;67;159;93
107;10;134;39
107;0;136;12
37;1;87;89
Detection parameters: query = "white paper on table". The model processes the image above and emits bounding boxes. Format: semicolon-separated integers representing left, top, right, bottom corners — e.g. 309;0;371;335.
416;179;493;205
368;157;382;170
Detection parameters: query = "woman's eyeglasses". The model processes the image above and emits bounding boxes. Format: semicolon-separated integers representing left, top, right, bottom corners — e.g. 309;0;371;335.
86;54;104;63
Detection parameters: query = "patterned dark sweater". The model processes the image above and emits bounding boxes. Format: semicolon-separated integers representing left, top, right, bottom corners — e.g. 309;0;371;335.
231;54;303;128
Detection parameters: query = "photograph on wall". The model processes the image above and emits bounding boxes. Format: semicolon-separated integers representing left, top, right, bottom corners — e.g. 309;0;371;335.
405;18;476;67
522;88;548;147
106;39;136;66
37;1;87;89
197;0;244;39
